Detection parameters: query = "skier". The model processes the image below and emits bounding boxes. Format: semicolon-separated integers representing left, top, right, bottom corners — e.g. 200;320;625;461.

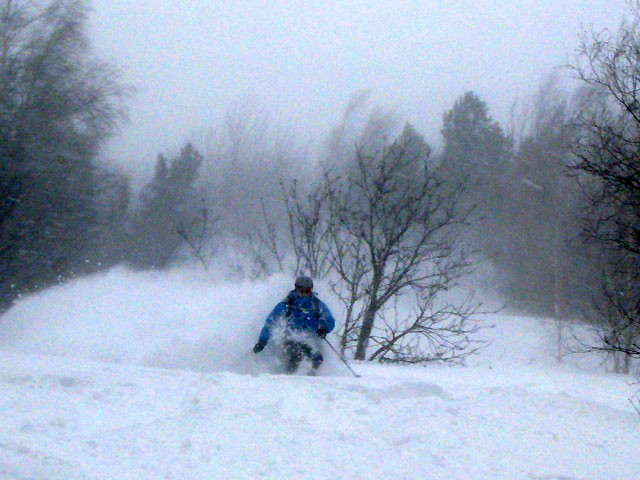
253;276;336;375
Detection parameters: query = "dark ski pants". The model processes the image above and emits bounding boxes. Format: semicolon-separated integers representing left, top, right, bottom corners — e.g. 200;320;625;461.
282;340;323;373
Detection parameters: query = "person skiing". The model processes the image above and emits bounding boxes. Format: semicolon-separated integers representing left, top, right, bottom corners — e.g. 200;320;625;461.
253;276;336;375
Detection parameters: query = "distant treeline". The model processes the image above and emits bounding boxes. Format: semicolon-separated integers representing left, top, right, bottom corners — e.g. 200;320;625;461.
1;0;638;370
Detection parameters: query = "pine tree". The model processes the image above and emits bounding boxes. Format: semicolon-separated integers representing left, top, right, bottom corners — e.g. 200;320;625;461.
129;143;203;270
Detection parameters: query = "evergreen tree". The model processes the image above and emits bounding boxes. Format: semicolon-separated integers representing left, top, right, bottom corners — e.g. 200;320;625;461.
438;91;513;273
129;143;204;270
440;91;511;180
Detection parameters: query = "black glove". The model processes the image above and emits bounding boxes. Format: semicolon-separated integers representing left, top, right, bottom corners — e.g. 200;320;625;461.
253;340;267;353
316;324;328;339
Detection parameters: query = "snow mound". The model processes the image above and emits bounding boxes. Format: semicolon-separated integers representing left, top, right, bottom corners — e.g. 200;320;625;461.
0;266;638;479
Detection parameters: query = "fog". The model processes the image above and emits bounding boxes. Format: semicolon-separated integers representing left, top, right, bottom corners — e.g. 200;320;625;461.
88;0;628;180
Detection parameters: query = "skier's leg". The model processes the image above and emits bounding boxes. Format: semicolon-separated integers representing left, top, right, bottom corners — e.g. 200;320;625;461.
310;351;323;371
283;340;303;373
300;343;323;374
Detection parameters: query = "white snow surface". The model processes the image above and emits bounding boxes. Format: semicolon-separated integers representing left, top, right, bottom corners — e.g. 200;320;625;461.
0;267;638;480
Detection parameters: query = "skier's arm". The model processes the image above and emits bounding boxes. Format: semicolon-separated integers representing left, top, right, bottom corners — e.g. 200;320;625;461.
258;301;287;343
319;301;336;333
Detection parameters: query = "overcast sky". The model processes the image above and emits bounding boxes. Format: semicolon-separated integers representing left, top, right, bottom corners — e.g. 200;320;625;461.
89;0;629;177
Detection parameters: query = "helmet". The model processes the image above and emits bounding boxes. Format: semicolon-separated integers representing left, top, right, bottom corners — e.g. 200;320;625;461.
294;275;313;289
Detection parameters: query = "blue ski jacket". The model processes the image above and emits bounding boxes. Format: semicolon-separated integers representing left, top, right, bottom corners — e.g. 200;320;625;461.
258;290;336;344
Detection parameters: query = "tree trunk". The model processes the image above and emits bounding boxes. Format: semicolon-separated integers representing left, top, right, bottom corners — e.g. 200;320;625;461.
354;304;377;360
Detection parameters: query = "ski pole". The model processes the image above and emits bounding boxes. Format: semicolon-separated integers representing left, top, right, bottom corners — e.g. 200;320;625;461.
323;338;361;378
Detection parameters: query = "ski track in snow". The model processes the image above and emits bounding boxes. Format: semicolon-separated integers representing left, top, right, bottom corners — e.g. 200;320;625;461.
0;268;638;479
0;351;638;480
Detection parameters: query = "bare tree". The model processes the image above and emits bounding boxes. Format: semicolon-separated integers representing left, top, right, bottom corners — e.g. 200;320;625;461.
631;384;640;415
569;2;640;371
285;123;484;363
281;178;332;278
0;0;130;310
177;199;219;271
195;103;310;278
200;103;307;238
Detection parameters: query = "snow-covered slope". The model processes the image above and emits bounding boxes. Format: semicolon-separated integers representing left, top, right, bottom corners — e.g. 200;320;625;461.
0;267;638;479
